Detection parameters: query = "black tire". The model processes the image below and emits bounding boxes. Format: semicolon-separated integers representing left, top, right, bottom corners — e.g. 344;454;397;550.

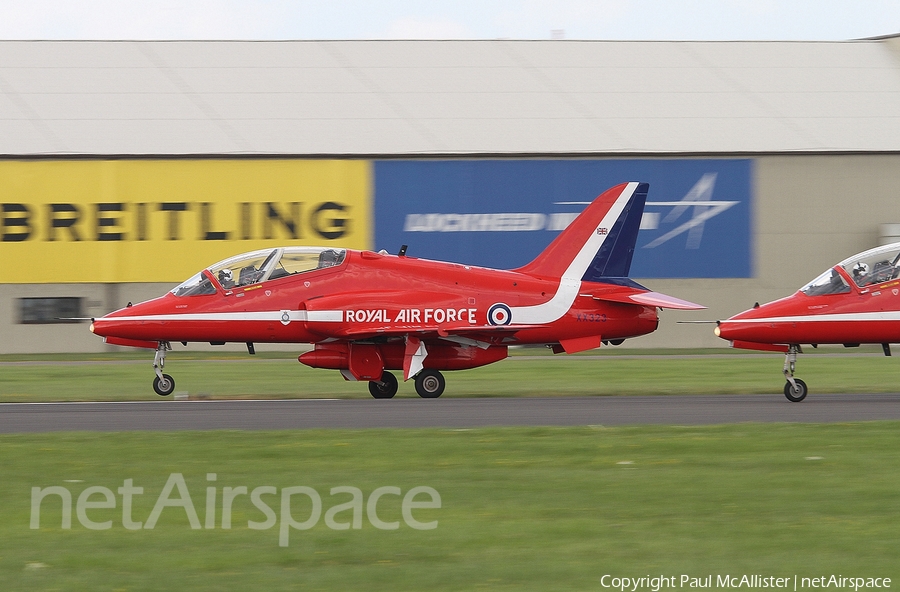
368;371;398;399
783;378;808;402
153;374;176;397
415;369;445;398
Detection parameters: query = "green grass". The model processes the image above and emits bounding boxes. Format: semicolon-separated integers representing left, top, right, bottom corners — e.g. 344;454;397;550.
0;346;898;401
3;424;899;590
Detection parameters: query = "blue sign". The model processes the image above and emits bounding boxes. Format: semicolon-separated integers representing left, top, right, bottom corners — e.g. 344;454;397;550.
373;159;752;278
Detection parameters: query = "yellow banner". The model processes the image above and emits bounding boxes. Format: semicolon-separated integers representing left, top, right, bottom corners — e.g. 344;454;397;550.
0;160;372;283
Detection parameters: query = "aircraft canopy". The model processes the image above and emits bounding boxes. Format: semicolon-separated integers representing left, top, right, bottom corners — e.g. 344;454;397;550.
171;247;346;297
801;242;900;296
838;242;900;288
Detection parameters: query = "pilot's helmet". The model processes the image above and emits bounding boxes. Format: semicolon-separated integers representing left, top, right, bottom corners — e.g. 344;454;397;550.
853;262;869;277
319;250;338;266
219;268;233;282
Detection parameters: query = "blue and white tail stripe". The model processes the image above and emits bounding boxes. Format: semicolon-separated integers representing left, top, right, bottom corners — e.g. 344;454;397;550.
510;182;642;325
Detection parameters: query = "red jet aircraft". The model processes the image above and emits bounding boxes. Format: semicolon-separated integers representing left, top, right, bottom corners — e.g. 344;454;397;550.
716;241;900;402
91;182;704;399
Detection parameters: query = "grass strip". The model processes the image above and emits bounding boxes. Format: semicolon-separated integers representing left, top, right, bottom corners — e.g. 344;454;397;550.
1;347;898;401
2;424;899;590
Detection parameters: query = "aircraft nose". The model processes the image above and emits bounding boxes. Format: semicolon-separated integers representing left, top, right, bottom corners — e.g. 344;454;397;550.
715;299;781;343
715;320;739;340
90;301;149;337
715;304;762;340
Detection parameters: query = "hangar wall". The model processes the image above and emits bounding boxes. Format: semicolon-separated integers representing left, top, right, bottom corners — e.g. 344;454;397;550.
2;153;899;353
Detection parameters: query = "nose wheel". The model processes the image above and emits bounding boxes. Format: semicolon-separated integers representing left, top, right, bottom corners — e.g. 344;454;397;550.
782;345;807;402
153;374;176;396
152;342;175;397
783;378;807;402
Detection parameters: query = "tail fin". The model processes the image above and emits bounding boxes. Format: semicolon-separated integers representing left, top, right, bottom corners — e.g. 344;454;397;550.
515;182;648;281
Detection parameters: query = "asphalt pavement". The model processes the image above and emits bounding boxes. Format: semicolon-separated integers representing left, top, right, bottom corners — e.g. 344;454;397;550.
3;393;900;433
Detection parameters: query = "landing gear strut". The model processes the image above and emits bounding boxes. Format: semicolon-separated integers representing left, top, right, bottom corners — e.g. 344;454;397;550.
152;341;176;397
782;344;807;402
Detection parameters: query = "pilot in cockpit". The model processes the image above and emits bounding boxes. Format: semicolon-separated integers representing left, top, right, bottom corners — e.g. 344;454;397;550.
218;268;235;289
852;262;869;285
318;250;339;268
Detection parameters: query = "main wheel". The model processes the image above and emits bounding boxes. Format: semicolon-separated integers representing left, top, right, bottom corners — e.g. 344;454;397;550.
153;374;176;397
415;369;445;398
783;378;808;402
368;371;398;399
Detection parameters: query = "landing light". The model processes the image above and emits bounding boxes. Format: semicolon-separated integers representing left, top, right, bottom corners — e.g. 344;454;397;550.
713;326;720;337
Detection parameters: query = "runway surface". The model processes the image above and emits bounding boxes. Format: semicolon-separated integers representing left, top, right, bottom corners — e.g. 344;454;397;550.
3;393;900;433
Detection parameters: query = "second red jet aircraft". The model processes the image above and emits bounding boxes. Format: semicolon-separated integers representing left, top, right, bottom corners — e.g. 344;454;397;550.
716;241;900;401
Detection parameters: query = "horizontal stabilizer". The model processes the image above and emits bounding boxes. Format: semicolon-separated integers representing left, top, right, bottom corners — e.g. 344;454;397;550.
592;291;705;310
629;292;706;310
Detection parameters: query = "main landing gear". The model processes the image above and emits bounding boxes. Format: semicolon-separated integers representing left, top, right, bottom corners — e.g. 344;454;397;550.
782;345;807;402
368;371;399;399
366;369;446;399
414;369;445;398
152;341;176;397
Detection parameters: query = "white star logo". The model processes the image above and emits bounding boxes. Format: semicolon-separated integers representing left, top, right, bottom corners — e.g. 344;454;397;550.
641;173;739;250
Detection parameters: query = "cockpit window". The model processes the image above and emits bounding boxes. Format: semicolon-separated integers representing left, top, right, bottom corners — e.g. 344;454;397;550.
171;272;217;297
839;244;900;287
800;268;850;296
172;247;348;296
209;250;274;289
269;248;345;280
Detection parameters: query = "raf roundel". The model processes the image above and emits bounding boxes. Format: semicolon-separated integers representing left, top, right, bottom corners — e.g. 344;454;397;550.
488;303;512;326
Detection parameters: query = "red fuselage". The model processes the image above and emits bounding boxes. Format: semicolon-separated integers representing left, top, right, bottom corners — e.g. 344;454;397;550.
92;249;659;365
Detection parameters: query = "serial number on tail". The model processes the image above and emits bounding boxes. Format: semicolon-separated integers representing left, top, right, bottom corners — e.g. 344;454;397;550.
576;313;607;323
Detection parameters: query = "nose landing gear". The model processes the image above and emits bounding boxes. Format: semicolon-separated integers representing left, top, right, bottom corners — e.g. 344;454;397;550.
152;341;176;397
782;345;807;402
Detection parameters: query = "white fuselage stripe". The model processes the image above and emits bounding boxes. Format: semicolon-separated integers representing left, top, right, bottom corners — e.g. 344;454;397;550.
510;182;638;325
723;311;900;324
94;310;343;323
